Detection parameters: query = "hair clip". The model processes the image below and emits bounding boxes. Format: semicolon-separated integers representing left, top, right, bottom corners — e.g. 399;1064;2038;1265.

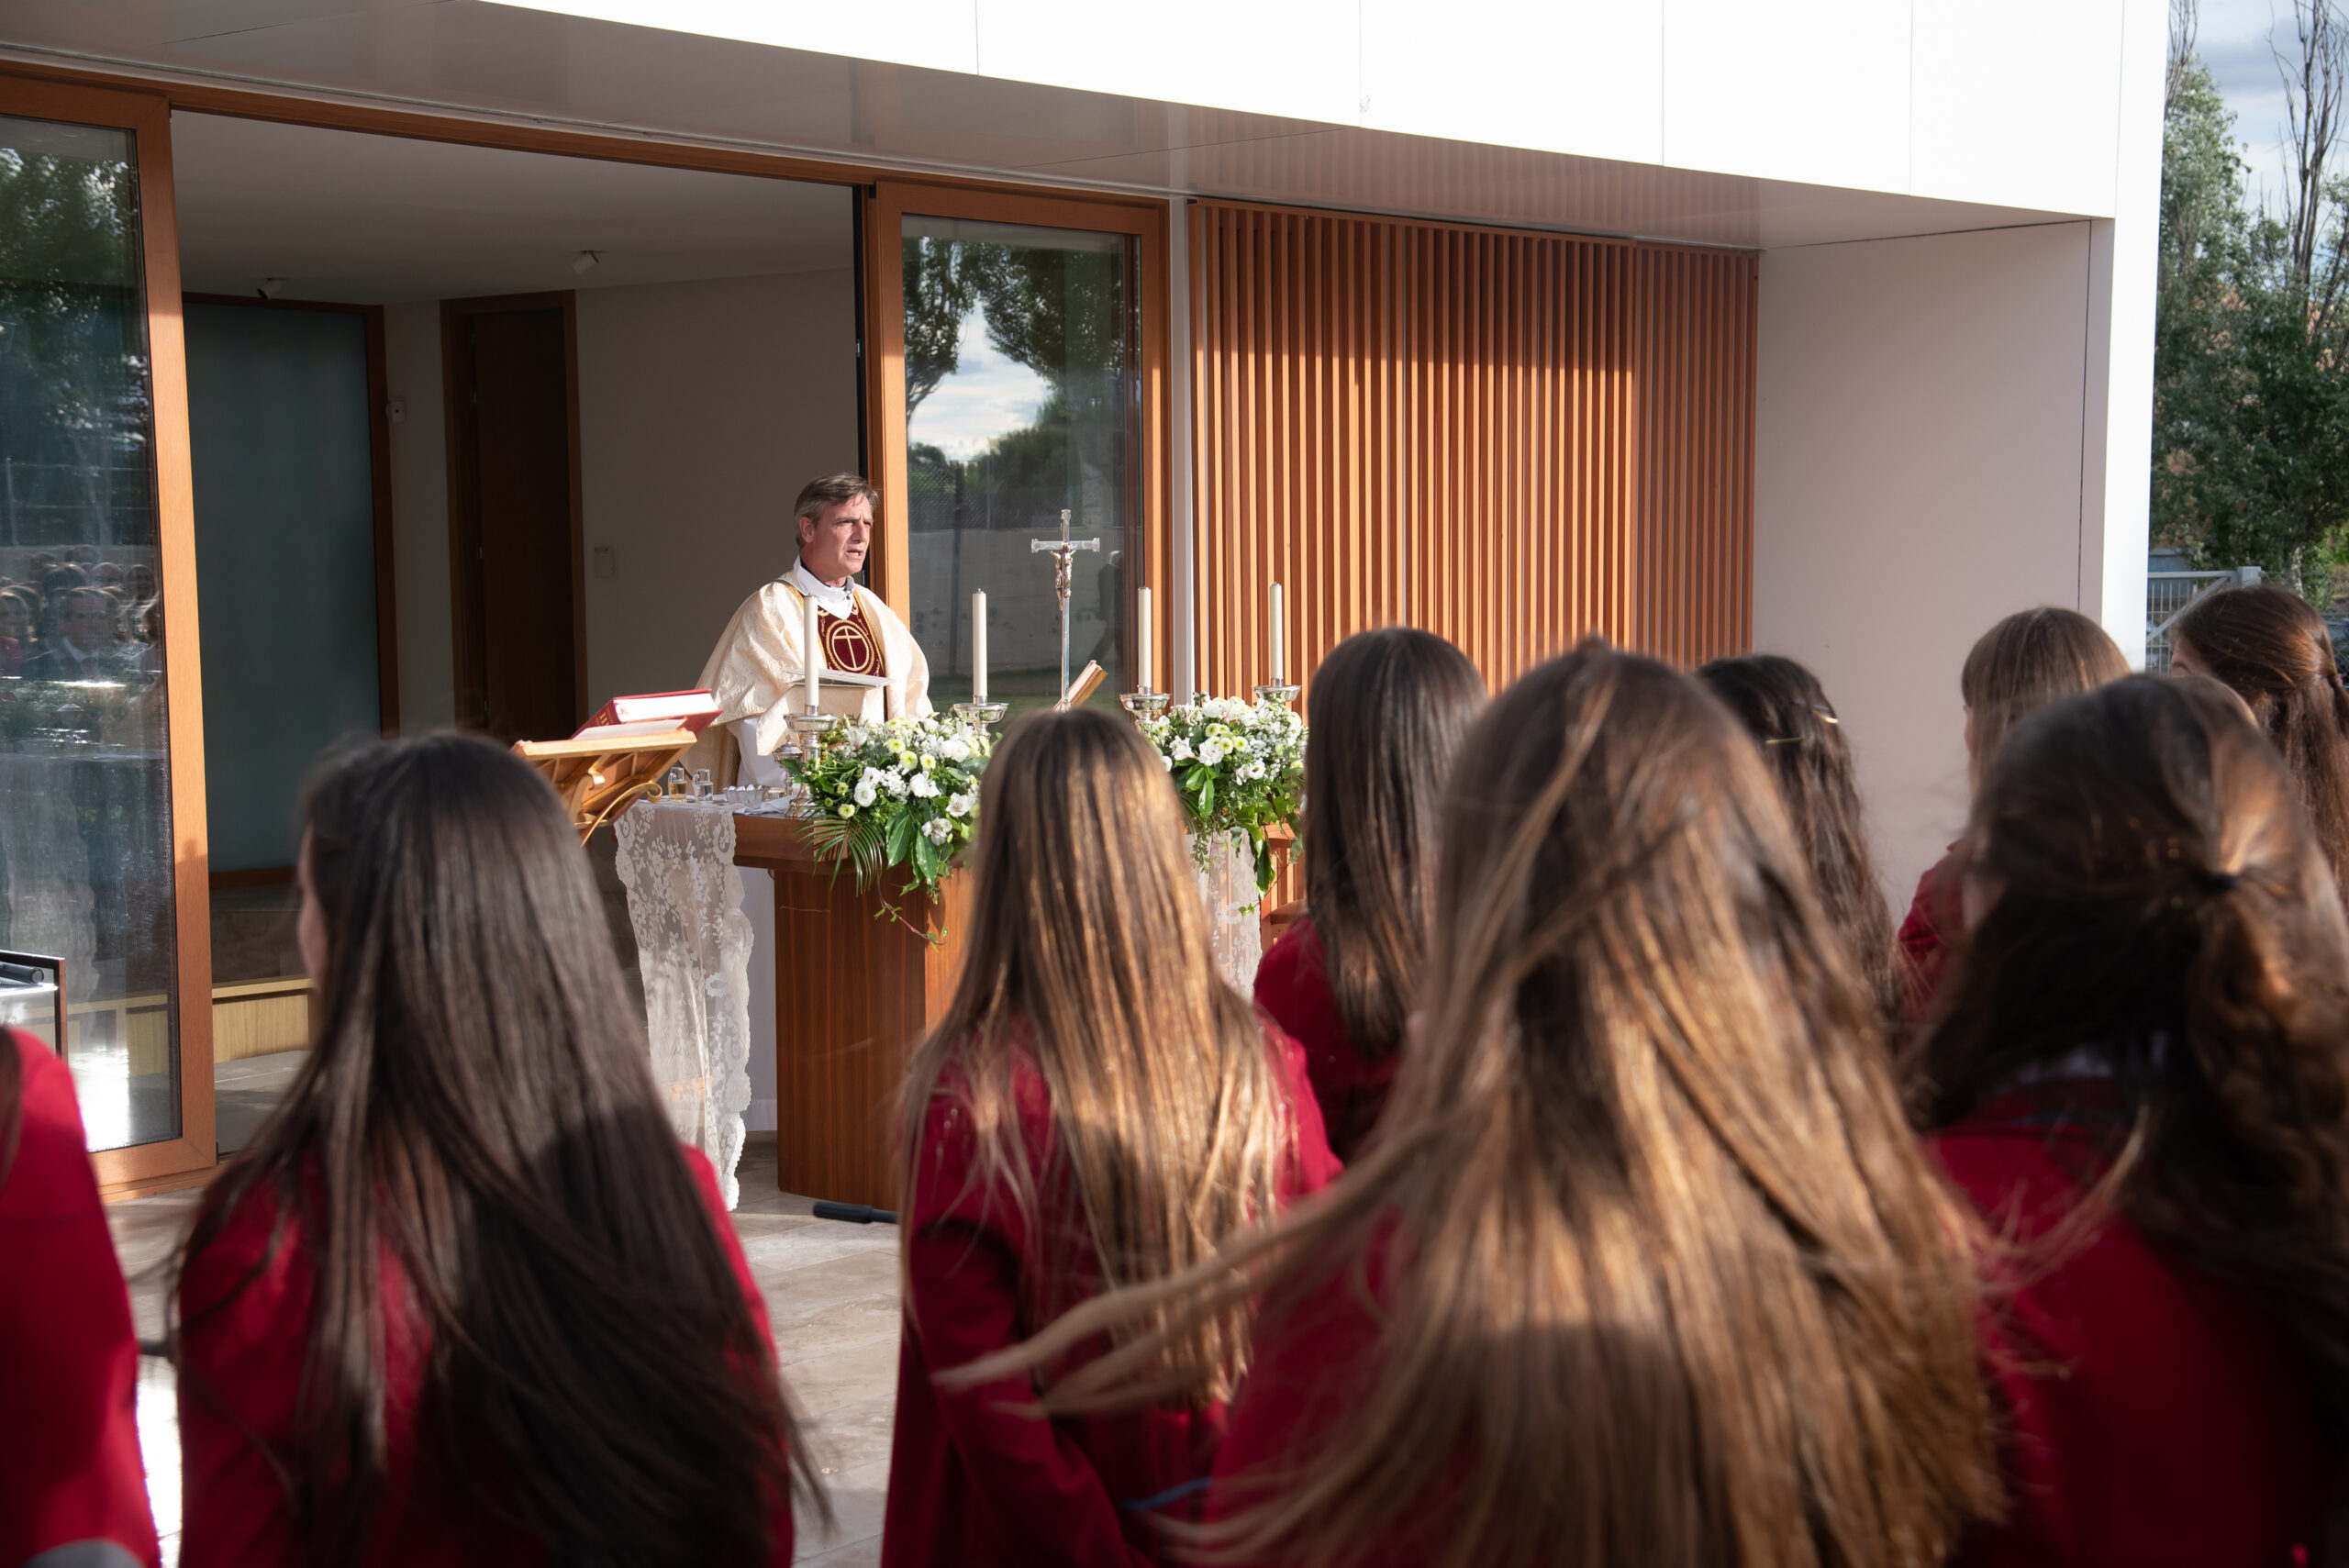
1812;708;1839;725
1763;736;1808;746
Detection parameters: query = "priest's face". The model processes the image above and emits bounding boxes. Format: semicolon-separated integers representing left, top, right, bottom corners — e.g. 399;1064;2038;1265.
798;495;873;585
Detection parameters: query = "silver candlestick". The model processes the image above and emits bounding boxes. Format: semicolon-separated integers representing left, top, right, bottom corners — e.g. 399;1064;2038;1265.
1252;683;1300;707
952;700;1008;740
1119;691;1170;721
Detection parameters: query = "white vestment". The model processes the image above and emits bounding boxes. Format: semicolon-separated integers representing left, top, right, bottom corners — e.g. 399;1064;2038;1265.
695;562;931;784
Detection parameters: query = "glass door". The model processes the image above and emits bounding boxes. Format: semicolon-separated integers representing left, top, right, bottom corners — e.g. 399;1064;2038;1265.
0;76;211;1184
867;186;1168;720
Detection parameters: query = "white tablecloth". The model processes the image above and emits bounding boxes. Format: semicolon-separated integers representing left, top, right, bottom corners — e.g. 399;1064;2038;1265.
614;800;754;1208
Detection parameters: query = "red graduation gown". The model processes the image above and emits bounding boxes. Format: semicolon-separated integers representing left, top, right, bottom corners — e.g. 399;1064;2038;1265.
1253;916;1398;1162
1932;1088;2332;1567
0;1029;161;1568
178;1143;789;1567
1898;845;1965;1023
881;1022;1341;1568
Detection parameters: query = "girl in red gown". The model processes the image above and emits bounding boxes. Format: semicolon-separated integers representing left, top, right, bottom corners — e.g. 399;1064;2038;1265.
1899;606;2127;1018
881;709;1341;1568
0;1025;161;1568
1252;628;1483;1159
1918;673;2349;1566
173;736;819;1568
976;644;1999;1568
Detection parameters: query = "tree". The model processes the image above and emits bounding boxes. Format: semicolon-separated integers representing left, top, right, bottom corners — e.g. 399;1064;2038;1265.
2153;0;2349;604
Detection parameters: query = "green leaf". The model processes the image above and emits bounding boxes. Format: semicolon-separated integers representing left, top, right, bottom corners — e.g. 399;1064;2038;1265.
913;828;943;883
885;810;918;866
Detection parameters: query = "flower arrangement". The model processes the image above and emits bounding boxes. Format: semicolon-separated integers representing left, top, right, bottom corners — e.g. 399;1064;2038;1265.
1140;695;1308;892
789;713;991;919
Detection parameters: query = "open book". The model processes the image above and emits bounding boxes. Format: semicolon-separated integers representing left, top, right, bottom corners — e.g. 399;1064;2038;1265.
574;689;721;741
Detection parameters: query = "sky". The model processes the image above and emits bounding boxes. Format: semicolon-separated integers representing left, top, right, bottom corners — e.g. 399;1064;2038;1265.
2197;0;2328;211
906;312;1052;462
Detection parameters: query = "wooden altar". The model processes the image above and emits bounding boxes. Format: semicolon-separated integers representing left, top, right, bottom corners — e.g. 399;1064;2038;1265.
730;813;969;1208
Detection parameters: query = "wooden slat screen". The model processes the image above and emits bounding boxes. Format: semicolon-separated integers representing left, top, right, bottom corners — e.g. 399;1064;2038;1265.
1190;201;1755;698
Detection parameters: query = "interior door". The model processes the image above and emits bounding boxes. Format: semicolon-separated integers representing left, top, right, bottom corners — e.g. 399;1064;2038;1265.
445;294;582;743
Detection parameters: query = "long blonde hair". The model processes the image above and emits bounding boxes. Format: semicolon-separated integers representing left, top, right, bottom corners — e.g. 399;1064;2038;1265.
899;707;1296;1407
967;645;1998;1568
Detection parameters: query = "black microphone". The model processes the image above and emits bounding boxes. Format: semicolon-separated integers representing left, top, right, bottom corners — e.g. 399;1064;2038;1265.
812;1200;899;1226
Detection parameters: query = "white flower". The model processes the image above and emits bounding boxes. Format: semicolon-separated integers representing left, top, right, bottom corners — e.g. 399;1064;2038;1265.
1241;760;1265;782
922;817;952;844
1197;740;1227;767
946;791;975;818
1171;738;1194;762
909;772;940;799
1161;753;1174;771
840;803;858;817
853;769;883;807
881;768;909;797
941;736;972;763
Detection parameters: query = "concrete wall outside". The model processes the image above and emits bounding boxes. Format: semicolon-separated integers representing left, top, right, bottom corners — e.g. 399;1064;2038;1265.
1753;221;2101;908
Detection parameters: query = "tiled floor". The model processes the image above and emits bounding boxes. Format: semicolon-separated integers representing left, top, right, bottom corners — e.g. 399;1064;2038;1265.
106;1131;902;1565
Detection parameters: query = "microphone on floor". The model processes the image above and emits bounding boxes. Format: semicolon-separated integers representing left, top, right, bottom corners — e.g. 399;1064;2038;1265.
812;1201;899;1226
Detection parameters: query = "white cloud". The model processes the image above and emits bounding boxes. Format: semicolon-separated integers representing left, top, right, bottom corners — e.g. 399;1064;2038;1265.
2197;0;2311;212
907;314;1052;462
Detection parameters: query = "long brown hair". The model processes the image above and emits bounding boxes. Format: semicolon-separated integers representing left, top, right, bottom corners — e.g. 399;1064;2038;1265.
1698;653;1901;1029
2173;582;2349;888
1960;606;2129;792
1301;628;1486;1060
975;644;1998;1568
899;707;1297;1406
173;736;819;1566
1919;675;2349;1456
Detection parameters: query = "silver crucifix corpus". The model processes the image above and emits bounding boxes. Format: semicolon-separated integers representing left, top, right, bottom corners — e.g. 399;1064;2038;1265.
1030;507;1100;701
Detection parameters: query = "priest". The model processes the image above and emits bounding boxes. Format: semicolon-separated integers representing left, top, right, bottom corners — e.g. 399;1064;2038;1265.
695;473;931;785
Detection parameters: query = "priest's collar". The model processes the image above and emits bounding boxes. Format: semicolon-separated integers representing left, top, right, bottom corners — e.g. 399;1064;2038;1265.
787;559;855;615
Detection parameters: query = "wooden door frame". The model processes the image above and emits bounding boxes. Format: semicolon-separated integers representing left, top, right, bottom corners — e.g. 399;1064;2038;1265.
862;182;1173;693
440;290;585;736
0;73;218;1195
184;293;402;741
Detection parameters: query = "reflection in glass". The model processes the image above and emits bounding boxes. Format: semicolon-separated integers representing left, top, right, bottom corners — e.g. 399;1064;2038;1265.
903;217;1137;717
0;114;181;1151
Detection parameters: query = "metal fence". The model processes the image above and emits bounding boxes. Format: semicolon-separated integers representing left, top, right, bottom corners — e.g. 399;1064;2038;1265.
2146;565;2263;672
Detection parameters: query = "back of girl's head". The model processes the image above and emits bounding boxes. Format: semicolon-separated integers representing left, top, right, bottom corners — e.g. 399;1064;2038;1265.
1302;628;1486;1057
1959;606;2129;792
2173;583;2349;886
909;708;1289;1401
1922;673;2349;1448
1695;653;1899;1028
1199;643;1994;1568
184;734;814;1567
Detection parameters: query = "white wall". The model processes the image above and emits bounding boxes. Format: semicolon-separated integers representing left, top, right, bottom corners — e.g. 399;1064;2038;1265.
575;269;860;705
383;301;457;730
517;0;2150;217
1753;222;2099;904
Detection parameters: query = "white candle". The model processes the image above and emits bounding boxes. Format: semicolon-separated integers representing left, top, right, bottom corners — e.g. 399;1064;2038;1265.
1135;586;1152;693
1269;582;1285;684
803;583;822;712
972;590;988;703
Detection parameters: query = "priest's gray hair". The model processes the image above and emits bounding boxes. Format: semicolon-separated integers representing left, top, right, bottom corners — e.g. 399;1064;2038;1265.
793;473;878;525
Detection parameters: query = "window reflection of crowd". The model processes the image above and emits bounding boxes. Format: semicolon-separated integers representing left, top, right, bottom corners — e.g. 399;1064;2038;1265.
0;546;164;686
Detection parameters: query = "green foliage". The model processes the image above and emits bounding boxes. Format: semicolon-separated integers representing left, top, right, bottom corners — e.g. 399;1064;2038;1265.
1138;696;1307;895
788;715;992;931
2153;55;2349;603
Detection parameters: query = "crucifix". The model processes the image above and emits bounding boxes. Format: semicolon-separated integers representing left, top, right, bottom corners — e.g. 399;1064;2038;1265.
1030;507;1100;701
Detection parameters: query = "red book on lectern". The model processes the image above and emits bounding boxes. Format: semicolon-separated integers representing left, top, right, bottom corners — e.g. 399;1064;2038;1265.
573;689;722;740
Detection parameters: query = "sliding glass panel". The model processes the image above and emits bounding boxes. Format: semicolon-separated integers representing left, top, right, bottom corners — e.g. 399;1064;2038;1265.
902;216;1138;716
0;112;181;1151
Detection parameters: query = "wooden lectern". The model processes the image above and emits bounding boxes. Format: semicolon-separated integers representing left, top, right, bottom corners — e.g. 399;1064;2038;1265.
511;731;698;843
730;814;970;1209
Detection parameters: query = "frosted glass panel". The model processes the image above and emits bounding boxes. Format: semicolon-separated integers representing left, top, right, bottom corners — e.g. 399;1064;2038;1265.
185;302;381;873
0;112;182;1151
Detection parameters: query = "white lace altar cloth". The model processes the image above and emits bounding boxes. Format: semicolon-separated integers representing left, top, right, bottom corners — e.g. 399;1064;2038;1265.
1188;829;1264;993
614;800;753;1208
